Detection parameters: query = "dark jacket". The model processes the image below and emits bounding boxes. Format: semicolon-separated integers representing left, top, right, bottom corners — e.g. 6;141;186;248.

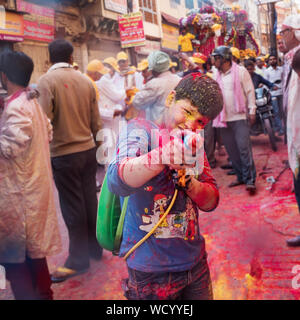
251;73;274;90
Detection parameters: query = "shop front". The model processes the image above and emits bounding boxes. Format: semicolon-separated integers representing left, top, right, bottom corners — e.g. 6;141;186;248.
0;10;24;51
134;38;161;61
0;10;24;95
88;35;122;62
13;0;55;83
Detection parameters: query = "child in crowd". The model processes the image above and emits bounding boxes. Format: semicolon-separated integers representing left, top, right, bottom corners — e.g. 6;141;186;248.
107;73;223;300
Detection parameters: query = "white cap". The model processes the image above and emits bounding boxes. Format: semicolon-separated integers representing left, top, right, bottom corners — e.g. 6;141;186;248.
283;15;300;41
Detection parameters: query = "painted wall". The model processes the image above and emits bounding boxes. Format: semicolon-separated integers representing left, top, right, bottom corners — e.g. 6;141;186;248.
143;20;161;39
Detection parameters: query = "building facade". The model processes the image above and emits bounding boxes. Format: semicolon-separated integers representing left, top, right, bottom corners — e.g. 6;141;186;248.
238;0;300;55
2;0;290;82
0;0;210;81
0;0;123;82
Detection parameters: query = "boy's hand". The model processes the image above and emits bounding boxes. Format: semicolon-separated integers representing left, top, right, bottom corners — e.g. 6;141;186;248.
172;170;192;190
161;137;185;166
161;136;199;169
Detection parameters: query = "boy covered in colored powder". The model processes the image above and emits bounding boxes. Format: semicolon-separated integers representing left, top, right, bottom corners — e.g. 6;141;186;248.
107;74;223;300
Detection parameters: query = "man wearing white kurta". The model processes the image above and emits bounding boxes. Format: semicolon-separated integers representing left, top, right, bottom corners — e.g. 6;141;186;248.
96;57;126;166
280;15;300;247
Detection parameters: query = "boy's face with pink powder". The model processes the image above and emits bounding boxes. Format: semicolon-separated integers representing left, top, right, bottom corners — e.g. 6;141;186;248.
165;94;210;132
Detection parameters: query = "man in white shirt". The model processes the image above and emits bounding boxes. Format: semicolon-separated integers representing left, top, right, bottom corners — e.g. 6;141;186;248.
114;51;144;93
255;57;267;77
212;46;257;194
264;55;284;135
278;37;290;142
96;57;126;166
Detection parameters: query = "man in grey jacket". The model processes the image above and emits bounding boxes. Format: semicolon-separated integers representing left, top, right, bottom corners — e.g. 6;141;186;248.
132;51;181;125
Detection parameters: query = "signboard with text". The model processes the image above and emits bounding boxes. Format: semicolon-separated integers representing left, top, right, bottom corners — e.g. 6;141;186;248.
104;0;127;14
16;0;55;42
118;12;145;48
0;11;24;42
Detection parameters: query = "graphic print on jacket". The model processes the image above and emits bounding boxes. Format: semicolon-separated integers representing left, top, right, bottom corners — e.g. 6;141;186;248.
139;194;198;240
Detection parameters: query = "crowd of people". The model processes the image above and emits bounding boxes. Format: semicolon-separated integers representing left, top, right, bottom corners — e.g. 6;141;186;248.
1;13;300;301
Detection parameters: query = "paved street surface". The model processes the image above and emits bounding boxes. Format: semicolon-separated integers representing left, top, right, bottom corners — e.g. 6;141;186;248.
1;134;300;300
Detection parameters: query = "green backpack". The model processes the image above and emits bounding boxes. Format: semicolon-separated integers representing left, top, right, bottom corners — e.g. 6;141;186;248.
96;172;179;260
96;173;128;255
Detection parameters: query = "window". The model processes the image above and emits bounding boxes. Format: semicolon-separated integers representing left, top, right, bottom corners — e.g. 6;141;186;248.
185;0;194;9
197;0;212;8
139;0;158;25
170;0;181;5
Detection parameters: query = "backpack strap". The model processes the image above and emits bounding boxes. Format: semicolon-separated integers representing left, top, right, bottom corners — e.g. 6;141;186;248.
113;196;129;255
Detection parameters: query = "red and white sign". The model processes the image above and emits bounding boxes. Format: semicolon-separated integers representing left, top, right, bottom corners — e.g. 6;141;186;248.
0;11;24;42
16;0;55;42
118;12;145;48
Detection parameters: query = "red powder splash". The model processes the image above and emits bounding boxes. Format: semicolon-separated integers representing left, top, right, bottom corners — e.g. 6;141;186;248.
250;256;263;280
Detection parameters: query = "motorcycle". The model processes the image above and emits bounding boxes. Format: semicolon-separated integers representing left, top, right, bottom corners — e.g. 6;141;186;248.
250;86;278;152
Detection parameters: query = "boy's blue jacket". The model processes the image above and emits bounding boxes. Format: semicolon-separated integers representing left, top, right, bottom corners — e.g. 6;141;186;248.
107;119;219;272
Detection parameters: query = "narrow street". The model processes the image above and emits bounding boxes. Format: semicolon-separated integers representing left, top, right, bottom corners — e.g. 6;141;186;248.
1;133;300;300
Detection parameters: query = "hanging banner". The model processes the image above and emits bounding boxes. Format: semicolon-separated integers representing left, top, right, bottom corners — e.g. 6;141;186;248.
161;23;179;51
118;12;146;48
0;11;24;42
16;0;55;42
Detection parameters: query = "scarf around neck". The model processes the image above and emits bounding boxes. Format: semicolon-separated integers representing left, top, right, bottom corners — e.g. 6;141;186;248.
47;62;73;73
213;62;246;128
